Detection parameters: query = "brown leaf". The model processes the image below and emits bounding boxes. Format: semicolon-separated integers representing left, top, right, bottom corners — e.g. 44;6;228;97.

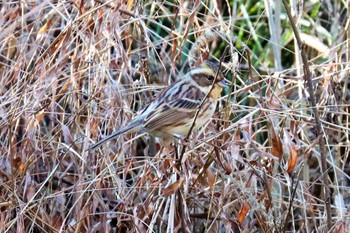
268;122;283;159
335;223;345;233
98;8;103;27
223;158;233;175
25;184;36;202
205;168;215;187
38;18;52;36
60;123;78;150
29;110;45;128
127;0;135;10
237;202;251;225
52;215;63;230
4;35;17;59
163;178;184;197
287;141;298;173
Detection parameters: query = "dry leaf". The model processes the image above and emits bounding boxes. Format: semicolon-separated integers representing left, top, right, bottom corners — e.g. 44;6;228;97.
268;122;283;159
25;184;36;202
282;129;299;173
127;0;135;10
287;141;298;173
37;18;52;36
206;168;215;187
61;124;74;146
237;202;251;225
163;178;184;197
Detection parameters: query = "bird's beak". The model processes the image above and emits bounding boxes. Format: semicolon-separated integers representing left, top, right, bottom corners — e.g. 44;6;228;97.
218;79;227;88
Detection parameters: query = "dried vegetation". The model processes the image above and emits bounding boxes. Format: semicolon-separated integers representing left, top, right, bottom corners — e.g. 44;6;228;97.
0;1;350;232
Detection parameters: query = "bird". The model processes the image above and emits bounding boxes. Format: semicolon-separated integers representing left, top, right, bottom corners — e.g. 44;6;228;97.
87;61;226;151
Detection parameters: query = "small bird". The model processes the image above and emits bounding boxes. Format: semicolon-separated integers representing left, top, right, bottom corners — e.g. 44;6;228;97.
88;61;226;150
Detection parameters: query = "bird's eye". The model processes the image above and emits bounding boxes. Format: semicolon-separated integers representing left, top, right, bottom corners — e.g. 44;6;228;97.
206;75;214;81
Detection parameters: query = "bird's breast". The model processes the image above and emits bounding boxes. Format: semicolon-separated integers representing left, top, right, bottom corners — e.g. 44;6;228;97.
194;98;216;129
209;86;224;100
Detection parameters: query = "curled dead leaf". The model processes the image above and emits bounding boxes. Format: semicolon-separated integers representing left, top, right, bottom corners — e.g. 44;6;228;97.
237;202;251;225
163;178;184;197
287;140;298;173
268;122;283;159
283;129;299;173
206;168;216;187
37;18;52;39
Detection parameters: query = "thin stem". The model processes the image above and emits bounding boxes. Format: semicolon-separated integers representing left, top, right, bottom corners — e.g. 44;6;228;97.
281;0;332;230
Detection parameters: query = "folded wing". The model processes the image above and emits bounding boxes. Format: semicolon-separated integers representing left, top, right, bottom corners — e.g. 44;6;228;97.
143;98;201;132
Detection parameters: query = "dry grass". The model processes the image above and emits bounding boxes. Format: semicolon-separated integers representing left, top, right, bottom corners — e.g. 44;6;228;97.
1;1;350;232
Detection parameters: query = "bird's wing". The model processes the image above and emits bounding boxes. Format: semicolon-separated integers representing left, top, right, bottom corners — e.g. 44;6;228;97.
143;98;201;131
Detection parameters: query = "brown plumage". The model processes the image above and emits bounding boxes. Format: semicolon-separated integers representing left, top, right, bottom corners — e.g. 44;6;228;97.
87;61;226;150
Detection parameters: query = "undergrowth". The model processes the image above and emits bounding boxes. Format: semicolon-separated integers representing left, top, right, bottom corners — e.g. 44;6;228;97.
0;1;349;232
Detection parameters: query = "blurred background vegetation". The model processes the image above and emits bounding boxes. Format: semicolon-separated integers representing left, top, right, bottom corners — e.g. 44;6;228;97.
0;0;349;232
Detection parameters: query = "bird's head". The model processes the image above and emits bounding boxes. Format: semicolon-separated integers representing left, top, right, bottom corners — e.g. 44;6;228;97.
189;61;227;99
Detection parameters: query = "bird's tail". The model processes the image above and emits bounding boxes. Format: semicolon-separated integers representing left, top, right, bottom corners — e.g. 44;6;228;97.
87;119;142;151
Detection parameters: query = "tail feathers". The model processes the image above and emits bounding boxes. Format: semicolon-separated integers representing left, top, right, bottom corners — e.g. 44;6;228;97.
87;120;143;151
